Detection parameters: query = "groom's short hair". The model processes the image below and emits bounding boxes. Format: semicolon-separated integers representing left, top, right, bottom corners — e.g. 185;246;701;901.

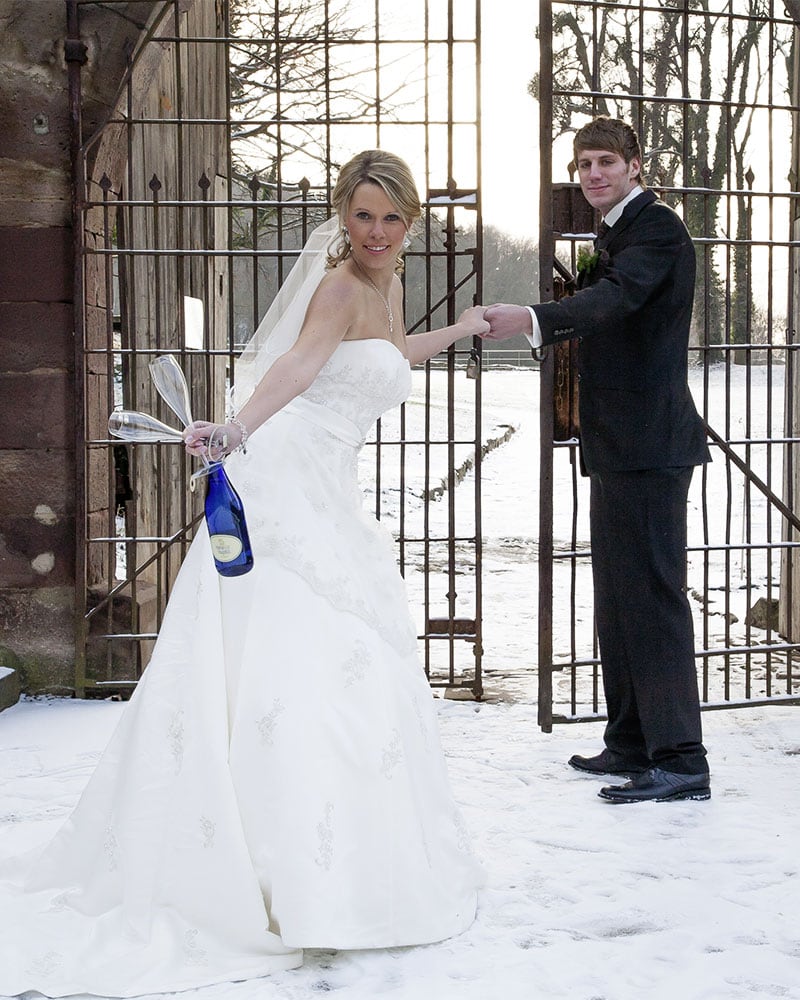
573;117;646;187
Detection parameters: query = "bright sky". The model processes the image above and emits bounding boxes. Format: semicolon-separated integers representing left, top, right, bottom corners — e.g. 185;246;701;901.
478;0;540;238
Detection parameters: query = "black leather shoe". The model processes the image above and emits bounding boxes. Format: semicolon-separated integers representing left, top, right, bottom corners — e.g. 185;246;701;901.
568;749;648;778
598;767;711;803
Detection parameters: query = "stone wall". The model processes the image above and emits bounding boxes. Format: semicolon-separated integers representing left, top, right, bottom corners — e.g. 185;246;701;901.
0;0;226;692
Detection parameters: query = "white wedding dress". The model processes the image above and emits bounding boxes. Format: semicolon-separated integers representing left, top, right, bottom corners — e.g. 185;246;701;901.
0;338;482;998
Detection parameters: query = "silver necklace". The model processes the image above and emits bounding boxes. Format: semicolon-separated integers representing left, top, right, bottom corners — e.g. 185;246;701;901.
352;257;394;336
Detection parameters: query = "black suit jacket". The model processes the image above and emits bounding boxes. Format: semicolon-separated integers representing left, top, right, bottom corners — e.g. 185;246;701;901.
533;189;710;474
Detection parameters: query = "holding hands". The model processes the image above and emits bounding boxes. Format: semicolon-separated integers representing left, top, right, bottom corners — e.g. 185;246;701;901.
480;304;533;342
456;304;491;338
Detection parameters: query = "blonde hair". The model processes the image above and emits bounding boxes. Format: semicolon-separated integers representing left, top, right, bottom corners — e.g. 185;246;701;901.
327;149;422;270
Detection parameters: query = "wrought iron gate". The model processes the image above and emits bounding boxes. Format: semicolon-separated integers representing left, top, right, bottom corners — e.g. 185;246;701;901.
537;0;800;728
72;0;484;697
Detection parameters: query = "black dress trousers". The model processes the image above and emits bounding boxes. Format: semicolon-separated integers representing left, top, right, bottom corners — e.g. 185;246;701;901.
588;466;708;776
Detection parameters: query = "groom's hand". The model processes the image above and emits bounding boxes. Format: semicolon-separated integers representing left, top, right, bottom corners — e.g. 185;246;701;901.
482;304;533;341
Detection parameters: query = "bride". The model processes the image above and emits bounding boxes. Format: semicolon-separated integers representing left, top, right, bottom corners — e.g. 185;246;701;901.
0;150;486;997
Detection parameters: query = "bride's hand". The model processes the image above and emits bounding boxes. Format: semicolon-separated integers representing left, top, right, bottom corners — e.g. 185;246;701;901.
457;305;490;338
183;421;237;461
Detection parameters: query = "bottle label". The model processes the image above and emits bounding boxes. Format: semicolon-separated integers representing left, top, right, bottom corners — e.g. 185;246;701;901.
210;534;244;562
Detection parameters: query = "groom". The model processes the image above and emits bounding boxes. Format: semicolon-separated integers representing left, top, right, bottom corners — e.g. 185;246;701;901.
483;116;711;803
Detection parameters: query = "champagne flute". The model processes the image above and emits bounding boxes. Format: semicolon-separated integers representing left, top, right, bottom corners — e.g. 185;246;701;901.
108;410;185;443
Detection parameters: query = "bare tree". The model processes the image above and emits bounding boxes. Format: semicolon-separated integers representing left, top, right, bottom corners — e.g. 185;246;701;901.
228;0;422;249
229;0;358;182
228;0;420;178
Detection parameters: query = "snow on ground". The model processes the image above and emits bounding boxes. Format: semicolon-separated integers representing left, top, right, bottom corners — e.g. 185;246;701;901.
2;365;799;999
1;697;798;1000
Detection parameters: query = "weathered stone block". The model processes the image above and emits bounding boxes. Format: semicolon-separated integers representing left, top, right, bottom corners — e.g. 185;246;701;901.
0;515;74;587
87;445;114;516
0;449;76;588
0;301;73;372
86;371;115;446
0;159;71;228
745;596;782;633
0;586;75;693
0;666;21;712
0;226;72;302
0;449;74;519
0;372;73;448
0;7;71;177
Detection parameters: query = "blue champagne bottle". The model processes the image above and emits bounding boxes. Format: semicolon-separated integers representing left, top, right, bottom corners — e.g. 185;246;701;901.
204;463;254;577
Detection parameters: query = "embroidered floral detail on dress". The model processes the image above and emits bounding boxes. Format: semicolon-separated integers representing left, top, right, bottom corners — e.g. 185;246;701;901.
256;699;285;747
183;928;208;966
315;802;335;871
380;729;403;779
26;950;63;977
411;694;430;749
300;348;411;435
342;641;370;687
48;890;75;912
261;531;416;654
295;423;357;487
167;709;185;774
199;815;216;849
104;825;119;871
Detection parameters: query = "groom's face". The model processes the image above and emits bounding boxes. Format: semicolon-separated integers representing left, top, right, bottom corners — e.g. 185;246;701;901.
576;148;641;215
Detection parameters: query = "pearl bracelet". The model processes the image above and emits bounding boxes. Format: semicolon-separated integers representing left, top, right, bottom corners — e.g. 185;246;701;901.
229;416;249;454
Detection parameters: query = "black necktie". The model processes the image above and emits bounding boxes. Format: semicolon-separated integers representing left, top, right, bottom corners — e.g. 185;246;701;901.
597;220;610;238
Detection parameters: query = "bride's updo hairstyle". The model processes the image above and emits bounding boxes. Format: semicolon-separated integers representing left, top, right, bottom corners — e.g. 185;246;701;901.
327;149;422;271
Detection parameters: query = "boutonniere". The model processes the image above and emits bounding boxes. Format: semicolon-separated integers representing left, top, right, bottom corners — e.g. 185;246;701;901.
576;243;600;274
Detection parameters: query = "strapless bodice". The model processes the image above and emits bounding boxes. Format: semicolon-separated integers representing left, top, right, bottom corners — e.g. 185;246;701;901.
298;338;412;439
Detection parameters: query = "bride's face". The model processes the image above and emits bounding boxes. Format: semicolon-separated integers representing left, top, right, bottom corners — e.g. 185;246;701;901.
344;182;408;273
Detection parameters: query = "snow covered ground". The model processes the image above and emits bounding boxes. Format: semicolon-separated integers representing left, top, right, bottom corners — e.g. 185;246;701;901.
2;364;799;1000
1;697;798;1000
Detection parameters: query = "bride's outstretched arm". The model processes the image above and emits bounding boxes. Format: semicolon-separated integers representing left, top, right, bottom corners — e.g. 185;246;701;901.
185;274;355;456
404;306;488;367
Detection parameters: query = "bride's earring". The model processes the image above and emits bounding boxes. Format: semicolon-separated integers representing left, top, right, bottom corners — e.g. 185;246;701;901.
403;234;412;249
342;227;351;245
